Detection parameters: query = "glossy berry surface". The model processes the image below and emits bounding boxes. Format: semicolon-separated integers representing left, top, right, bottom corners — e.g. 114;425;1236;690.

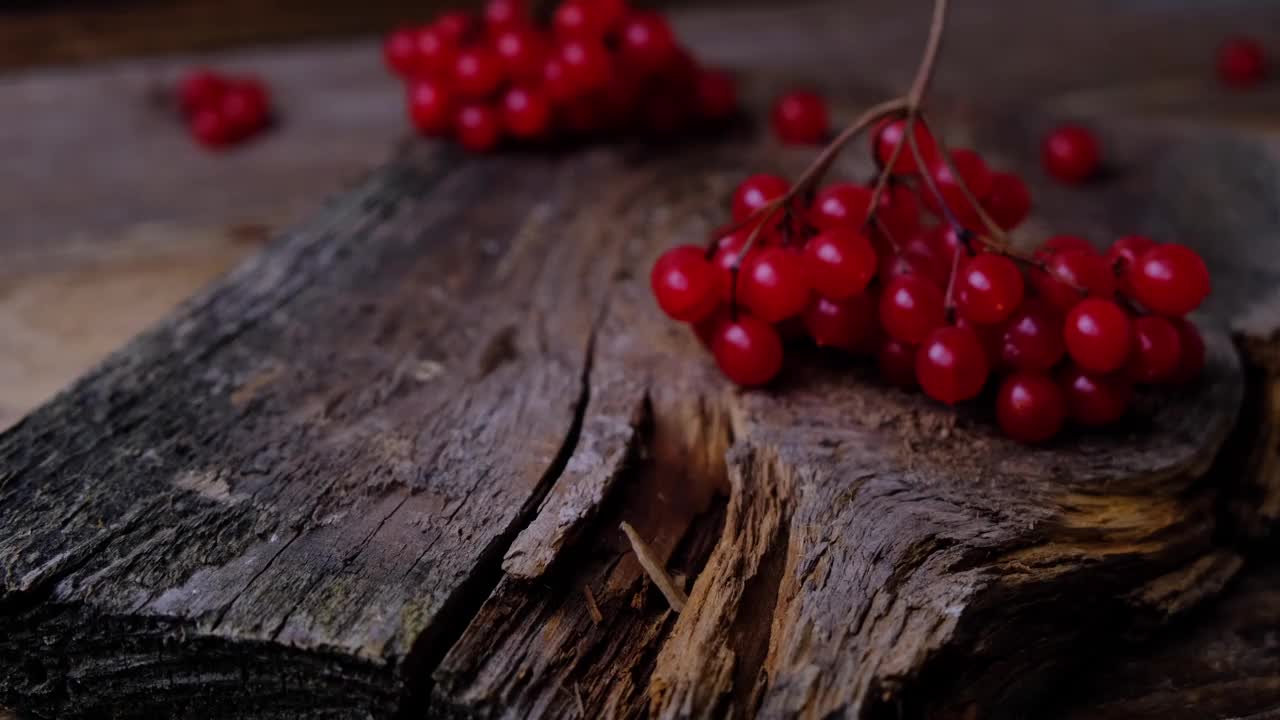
916;326;990;405
493;27;548;81
732;174;791;223
453;47;506;98
484;0;526;32
810;183;872;231
651;246;720;323
412;26;457;76
1107;234;1156;293
219;79;270;140
955;253;1024;325
873;118;938;174
1000;300;1065;372
1218;36;1267;89
1128;315;1182;383
804;294;877;352
802;228;878;300
880;275;945;344
740;248;811;323
1031;248;1116;312
1060;365;1133;426
1064;298;1132;373
1129;244;1211;317
712;315;784;387
1042;124;1100;185
455;103;503;152
923;149;994;231
997;373;1066;443
771;90;829;145
501;86;552;138
618;12;679;73
983;172;1032;230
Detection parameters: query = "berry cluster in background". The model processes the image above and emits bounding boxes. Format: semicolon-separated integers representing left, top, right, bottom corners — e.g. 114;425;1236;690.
177;69;273;150
382;0;738;152
650;117;1211;444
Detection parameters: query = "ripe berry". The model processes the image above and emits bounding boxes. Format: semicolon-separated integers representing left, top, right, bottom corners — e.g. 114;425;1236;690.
178;69;228;117
434;11;477;43
916;326;990;405
878;337;919;389
501;86;552;139
553;0;608;40
771;90;829;145
412;25;458;76
802;228;878;300
955;253;1025;325
493;27;548;82
923;149;994;231
1031;248;1116;312
453;47;506;98
732;174;791;223
408;78;454;136
873;118;939;174
190;107;233;149
880;247;949;290
695;68;738;122
618;12;679;74
740;248;810;323
541;57;577;103
880;275;946;344
651;245;721;323
382;29;419;77
809;183;872;231
926;225;968;268
1128;315;1182;383
955;315;1004;366
804;293;877;352
1168;318;1206;384
219;78;270;140
1218;36;1267;89
712;315;785;387
984;172;1032;230
455;103;504;152
1064;298;1132;373
878;185;922;239
558;39;614;95
1000;300;1065;372
484;0;527;33
997;373;1066;443
1042;124;1100;185
1059;365;1133;426
1107;234;1157;293
1129;243;1211;317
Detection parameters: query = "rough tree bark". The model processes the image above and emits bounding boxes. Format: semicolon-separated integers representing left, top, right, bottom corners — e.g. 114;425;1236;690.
1;97;1278;719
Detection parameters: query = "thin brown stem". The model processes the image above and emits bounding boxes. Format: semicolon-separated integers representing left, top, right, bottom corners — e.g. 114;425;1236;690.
908;0;950;106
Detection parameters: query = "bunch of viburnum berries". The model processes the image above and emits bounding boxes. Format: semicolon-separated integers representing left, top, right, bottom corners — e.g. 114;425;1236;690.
650;118;1210;443
382;0;738;151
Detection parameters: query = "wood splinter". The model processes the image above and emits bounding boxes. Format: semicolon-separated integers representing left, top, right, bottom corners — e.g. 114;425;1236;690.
620;521;688;613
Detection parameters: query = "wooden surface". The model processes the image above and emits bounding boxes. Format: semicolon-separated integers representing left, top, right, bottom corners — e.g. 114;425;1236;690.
4;1;1280;718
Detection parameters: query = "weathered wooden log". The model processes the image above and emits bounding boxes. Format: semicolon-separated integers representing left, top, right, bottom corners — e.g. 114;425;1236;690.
0;97;1276;720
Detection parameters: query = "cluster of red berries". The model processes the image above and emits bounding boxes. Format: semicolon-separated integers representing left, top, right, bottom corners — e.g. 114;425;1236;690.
177;69;272;150
382;0;737;152
651;119;1210;443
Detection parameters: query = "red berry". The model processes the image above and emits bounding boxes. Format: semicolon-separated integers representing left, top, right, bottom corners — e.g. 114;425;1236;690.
651;245;720;323
492;27;548;82
1129;244;1211;317
1128;315;1182;383
1218;36;1267;89
501;86;552;139
693;307;729;349
710;237;751;303
740;248;810;323
1059;365;1133;426
408;78;454;136
873;118;939;174
732;174;790;223
804;293;877;352
1038;235;1096;258
926;225;968;268
553;0;608;40
771;90;829;145
618;12;679;74
179;69;228;117
984;172;1032;230
997;373;1066;443
218;78;270;140
923;149;994;231
955;253;1025;325
190;107;233;149
1168;318;1206;384
880;275;946;344
1107;234;1157;294
412;25;458;76
541;57;577;103
713;315;784;387
455;103;503;152
802;228;878;300
1042;124;1100;185
434;11;476;43
383;30;419;77
695;68;738;121
484;0;527;33
880;249;949;291
453;47;506;99
558;39;614;95
955;315;1004;366
878;337;919;388
809;183;872;231
1000;300;1065;372
1064;298;1132;373
878;185;922;239
1031;248;1117;312
916;326;990;404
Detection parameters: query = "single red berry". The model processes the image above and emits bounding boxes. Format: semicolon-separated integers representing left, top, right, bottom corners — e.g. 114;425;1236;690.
190;107;233;149
651;245;721;323
382;30;419;77
492;27;548;82
770;89;829;146
997;373;1066;443
484;0;527;33
804;293;877;352
732;174;791;223
179;69;227;116
407;78;454;136
1064;298;1132;373
955;253;1025;325
618;12;679;74
878;337;919;388
1059;365;1133;426
916;326;990;404
558;39;614;95
1042;124;1100;185
712;315;784;387
802;228;878;300
873;117;939;174
1168;318;1206;384
1129;243;1211;317
455;103;504;152
1218;36;1267;89
501;85;552;139
923;149;995;231
1128;315;1182;383
1000;300;1065;372
434;11;476;43
218;78;270;140
983;172;1032;230
880;275;946;344
1031;248;1117;312
694;68;738;121
740;248;810;323
809;183;872;231
553;0;607;40
453;47;506;99
412;25;458;77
